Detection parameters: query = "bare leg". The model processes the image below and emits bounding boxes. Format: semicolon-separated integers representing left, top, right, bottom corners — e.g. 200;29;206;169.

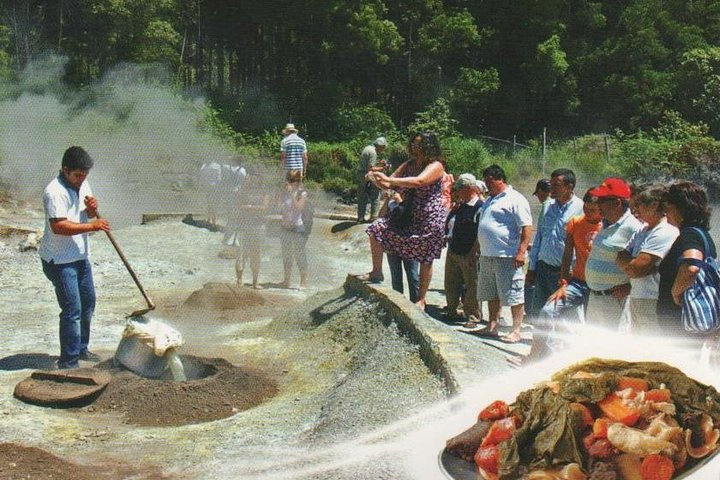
235;258;243;287
415;261;433;309
359;235;385;280
487;299;501;331
503;304;525;343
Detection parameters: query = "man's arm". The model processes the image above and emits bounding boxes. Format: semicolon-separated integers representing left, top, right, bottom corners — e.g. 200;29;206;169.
515;225;532;269
50;218;109;235
558;235;575;282
302;151;308;178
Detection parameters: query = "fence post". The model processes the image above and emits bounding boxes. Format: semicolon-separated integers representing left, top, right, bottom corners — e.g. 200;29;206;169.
512;135;517;156
542;127;547;176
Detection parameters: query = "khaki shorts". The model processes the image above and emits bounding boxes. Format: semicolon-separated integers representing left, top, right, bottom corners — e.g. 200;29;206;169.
476;256;525;306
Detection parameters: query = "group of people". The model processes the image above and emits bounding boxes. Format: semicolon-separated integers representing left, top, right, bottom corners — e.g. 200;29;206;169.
38;129;716;369
358;132;718;352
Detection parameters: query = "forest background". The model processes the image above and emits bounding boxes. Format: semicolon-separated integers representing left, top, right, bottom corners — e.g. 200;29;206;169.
2;0;720;200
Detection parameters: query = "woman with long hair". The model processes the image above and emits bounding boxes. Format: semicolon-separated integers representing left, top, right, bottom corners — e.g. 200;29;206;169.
360;132;447;309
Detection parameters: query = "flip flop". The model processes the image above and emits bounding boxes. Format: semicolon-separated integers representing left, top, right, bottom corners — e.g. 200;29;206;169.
501;332;523;344
461;320;480;329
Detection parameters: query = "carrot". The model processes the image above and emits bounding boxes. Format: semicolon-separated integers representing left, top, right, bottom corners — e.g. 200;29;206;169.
640;454;674;480
593;418;610;438
570;402;594;427
617;377;649;396
644;388;671;403
598;394;641;426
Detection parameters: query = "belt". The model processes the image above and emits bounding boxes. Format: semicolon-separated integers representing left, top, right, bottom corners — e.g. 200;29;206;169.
591;283;630;296
538;260;561;271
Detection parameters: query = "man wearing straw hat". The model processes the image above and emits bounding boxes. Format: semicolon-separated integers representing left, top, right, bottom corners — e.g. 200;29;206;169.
280;123;308;178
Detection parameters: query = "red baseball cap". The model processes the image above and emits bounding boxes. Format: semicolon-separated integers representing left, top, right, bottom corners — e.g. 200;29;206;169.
589;178;631;200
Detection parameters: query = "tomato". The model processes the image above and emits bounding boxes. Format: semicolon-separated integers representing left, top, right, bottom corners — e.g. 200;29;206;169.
474;445;499;474
478;400;509;421
481;417;518;447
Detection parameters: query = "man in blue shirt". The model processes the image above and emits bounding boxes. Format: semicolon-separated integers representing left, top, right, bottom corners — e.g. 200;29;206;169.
39;146;110;369
527;168;584;318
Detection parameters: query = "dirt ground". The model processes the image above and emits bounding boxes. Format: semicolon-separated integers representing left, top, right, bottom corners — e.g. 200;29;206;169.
0;195;454;479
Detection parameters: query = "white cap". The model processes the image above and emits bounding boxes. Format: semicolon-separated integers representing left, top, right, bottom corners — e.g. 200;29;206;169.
374;136;387;147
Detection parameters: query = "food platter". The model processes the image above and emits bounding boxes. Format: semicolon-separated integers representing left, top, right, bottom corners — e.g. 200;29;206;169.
438;447;720;480
435;332;720;480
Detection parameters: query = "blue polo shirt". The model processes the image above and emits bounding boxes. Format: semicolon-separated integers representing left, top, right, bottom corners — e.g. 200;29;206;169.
529;195;584;269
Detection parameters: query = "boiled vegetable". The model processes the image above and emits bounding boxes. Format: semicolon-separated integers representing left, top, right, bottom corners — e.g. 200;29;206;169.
640;454;674;480
598;394;641;426
478;400;509;421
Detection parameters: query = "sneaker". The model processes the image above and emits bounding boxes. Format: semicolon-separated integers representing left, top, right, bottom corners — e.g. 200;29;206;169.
57;360;79;370
79;350;101;361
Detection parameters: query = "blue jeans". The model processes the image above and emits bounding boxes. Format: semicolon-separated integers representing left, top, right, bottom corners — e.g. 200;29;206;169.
42;259;96;367
387;253;419;303
529;260;561;319
538;277;589;352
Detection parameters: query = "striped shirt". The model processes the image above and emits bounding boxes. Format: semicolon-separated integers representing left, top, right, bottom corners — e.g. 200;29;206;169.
281;133;307;171
585;209;644;292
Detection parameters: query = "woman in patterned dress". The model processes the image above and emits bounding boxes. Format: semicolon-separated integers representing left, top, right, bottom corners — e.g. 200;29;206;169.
361;132;448;309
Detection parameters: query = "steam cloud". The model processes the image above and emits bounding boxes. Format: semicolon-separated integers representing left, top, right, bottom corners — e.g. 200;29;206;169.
0;55;233;226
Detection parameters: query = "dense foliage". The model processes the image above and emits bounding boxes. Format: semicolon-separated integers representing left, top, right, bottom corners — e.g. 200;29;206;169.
4;0;720;140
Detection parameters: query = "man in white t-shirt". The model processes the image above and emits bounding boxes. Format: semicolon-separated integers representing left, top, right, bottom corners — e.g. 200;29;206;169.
471;164;533;343
616;184;679;334
39;146;110;369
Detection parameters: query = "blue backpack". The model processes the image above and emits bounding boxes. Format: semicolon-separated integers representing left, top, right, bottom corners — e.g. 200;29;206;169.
681;227;720;333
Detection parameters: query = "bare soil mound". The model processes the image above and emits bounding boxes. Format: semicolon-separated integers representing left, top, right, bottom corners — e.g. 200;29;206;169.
82;356;278;427
183;282;266;310
0;443;172;480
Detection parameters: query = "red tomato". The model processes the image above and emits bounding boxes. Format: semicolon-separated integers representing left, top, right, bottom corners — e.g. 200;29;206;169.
478;400;509;421
474;445;499;474
481;417;518;447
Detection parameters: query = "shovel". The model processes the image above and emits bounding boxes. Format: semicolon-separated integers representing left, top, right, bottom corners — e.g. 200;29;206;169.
95;209;156;317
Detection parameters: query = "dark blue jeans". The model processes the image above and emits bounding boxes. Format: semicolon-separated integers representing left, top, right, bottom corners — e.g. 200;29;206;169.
42;259;95;367
387;253;420;303
529;260;561;319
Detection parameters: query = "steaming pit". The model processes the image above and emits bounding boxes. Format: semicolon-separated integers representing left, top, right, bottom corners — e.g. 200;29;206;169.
79;356;278;427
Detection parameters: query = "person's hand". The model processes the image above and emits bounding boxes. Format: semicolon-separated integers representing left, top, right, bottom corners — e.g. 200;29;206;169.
610;283;631;300
84;195;99;217
372;172;389;183
514;250;527;269
525;270;536;286
547;286;567;305
91;218;111;232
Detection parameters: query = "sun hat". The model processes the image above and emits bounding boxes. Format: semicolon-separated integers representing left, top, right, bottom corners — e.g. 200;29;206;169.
282;123;298;134
453;173;477;191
